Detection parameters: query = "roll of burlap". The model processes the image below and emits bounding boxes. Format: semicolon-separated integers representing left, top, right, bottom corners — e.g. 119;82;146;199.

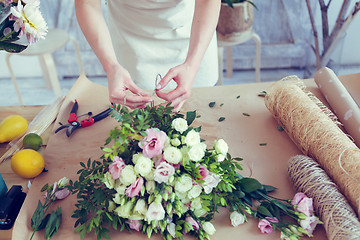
264;76;360;216
288;155;360;240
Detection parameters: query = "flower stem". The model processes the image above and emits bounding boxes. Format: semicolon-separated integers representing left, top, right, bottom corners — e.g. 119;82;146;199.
0;30;16;41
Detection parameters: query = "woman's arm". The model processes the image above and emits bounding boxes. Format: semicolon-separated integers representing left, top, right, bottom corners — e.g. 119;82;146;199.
74;0;152;109
156;0;221;111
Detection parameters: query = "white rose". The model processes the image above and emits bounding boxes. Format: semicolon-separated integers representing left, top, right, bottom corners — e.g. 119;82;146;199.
202;222;216;235
230;211;246;227
180;146;190;165
188;184;202;199
203;172;221;194
163;146;182;164
135;156;153;177
144;169;154;181
188;144;205;162
175;174;193;193
113;193;122;204
114;181;126;195
214;139;228;155
132;153;145;165
216;154;226;162
171;118;188;133
194;208;207;218
134;199;148;216
171;138;181;147
145;180;156;193
119;165;137;186
146;202;165;221
190;197;202;210
57;177;69;188
184;130;201;146
175;190;188;201
167;222;176;238
103;172;115;189
115;201;133;218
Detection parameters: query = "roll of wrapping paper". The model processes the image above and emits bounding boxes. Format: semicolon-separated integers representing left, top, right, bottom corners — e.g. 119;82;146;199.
315;67;360;148
288;155;360;240
264;76;360;216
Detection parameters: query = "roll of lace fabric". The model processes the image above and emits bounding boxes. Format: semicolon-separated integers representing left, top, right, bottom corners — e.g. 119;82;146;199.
288;155;360;240
264;76;360;216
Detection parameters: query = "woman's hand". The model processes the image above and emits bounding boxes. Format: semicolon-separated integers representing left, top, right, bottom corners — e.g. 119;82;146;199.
107;64;153;109
155;62;197;112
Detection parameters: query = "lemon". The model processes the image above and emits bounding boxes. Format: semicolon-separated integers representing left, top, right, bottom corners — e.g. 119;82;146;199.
11;149;45;178
0;115;28;143
23;133;43;151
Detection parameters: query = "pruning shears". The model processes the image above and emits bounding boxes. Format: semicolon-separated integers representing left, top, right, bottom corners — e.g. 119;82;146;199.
55;100;112;137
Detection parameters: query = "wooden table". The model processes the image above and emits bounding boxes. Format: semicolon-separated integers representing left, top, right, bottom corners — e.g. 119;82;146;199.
0;105;52;240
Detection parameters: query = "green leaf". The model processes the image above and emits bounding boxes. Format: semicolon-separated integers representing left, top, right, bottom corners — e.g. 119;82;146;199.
218;117;225;122
31;200;45;229
239;178;262;193
263;184;277;193
242;113;250;117
186;111;196;126
0;41;27;53
257;205;273;217
44;207;62;239
209;102;215;108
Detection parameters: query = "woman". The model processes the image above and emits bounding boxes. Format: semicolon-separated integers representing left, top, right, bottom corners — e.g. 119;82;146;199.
75;0;220;111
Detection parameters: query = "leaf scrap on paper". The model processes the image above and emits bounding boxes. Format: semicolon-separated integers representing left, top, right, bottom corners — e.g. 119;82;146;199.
258;91;267;97
209;102;216;108
218;117;226;122
243;113;250;117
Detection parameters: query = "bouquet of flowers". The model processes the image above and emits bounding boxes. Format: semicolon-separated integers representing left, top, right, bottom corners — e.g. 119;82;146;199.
68;104;321;240
0;0;48;53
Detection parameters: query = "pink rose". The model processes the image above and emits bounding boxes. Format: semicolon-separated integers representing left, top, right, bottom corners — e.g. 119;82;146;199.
154;162;175;184
139;128;167;158
265;217;279;223
197;164;209;180
128;219;141;232
300;216;319;237
109;156;125;180
125;177;144;198
155;156;180;170
203;172;220;194
297;197;314;217
54;188;70;200
185;216;199;231
291;192;307;205
258;219;273;234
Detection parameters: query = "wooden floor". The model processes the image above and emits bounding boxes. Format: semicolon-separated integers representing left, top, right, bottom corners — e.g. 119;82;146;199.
0;66;359;106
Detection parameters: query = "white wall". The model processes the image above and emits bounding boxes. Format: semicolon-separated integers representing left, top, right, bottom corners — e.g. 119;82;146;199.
0;0;359;79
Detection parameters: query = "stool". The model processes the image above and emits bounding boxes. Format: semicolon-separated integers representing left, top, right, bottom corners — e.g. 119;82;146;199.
6;28;84;105
217;30;261;85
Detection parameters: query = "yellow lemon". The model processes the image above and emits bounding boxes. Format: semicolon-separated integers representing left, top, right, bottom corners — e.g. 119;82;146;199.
23;133;43;151
0;115;28;143
11;149;45;178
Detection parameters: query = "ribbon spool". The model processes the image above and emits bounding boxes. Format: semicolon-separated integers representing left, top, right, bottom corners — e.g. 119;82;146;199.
264;76;360;217
288;155;360;240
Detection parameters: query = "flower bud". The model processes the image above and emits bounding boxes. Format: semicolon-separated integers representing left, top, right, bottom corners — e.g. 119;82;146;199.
155;195;163;205
163;192;169;202
171;138;181;147
166;203;173;214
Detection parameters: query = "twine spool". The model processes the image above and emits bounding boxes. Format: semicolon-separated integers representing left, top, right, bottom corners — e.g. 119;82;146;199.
264;76;360;216
288;155;360;240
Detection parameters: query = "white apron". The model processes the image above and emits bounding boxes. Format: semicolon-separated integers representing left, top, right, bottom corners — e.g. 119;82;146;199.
107;0;218;90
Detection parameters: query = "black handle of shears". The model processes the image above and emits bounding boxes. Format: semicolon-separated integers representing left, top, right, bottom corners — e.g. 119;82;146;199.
93;108;112;122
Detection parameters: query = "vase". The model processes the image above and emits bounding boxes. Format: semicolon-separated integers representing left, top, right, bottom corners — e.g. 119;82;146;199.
216;2;254;42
